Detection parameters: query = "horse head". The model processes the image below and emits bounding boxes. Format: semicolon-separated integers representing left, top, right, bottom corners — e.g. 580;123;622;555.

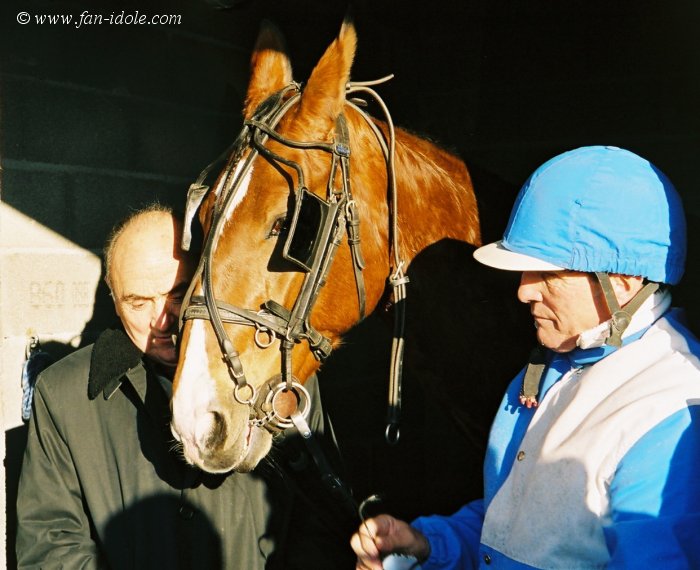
171;19;480;473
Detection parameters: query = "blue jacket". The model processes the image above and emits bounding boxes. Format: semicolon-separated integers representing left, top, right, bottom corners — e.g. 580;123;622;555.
412;295;700;569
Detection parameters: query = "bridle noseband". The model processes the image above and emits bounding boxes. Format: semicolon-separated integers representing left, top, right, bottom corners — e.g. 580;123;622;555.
179;78;408;442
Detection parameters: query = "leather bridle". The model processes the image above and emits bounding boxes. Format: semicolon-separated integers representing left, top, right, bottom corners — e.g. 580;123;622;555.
179;78;408;442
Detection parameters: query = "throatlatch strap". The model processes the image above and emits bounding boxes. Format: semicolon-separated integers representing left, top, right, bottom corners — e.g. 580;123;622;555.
520;346;546;408
595;272;659;348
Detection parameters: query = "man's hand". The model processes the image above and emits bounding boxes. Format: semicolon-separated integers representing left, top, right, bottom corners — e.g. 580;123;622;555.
350;514;430;570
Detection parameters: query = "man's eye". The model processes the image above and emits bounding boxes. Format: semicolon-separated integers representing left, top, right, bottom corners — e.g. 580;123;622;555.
267;215;288;239
128;301;147;311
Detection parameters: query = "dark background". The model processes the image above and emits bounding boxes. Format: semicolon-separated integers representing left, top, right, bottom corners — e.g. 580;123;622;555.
3;0;699;566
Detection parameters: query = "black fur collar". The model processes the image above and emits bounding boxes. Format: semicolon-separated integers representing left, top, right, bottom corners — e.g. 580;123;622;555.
88;328;143;400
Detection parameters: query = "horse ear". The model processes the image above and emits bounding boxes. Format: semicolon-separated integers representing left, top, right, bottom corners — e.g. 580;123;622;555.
296;18;357;136
243;21;293;119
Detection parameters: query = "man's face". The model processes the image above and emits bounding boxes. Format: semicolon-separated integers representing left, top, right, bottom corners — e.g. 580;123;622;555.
517;271;609;353
109;215;195;369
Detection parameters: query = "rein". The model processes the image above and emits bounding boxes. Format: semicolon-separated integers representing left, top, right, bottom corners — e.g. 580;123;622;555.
346;79;409;444
180;77;408;444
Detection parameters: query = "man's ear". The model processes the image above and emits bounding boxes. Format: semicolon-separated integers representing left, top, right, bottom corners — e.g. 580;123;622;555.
611;274;645;307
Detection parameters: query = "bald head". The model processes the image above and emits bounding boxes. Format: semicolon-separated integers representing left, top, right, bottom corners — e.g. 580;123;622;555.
105;206;190;288
105;206;196;369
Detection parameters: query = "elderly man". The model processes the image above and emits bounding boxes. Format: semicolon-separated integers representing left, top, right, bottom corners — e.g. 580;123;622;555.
352;146;700;569
17;204;355;569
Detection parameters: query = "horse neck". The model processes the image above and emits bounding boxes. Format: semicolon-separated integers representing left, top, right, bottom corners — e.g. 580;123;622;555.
390;128;481;263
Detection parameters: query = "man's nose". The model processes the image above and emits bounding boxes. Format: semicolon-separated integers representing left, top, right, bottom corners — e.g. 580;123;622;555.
517;272;544;304
151;297;176;330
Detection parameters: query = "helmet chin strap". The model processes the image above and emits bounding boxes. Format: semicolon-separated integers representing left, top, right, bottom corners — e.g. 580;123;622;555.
594;272;659;348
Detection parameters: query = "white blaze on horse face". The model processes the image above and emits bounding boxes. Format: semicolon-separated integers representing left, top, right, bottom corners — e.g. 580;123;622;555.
171;319;219;454
172;159;255;465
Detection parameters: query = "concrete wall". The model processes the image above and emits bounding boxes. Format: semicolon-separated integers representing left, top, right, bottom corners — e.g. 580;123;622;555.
1;0;699;567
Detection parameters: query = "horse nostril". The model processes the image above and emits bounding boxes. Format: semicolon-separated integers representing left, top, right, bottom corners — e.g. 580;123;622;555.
204;411;227;450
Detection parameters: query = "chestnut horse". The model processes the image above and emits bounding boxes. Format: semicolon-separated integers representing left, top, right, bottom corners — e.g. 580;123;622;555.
171;20;523;493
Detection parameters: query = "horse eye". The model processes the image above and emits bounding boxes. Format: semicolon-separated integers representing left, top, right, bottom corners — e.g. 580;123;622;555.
267;215;288;239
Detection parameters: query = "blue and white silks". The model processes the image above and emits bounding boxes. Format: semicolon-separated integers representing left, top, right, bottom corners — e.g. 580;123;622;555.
412;291;700;569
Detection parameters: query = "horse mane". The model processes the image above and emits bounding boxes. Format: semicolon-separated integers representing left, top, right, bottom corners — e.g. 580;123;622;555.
392;126;481;252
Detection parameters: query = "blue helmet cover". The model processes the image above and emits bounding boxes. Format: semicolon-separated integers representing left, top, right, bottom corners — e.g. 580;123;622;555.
501;146;687;284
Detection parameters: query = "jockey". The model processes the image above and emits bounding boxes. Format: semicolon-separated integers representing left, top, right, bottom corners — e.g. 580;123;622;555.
352;145;700;569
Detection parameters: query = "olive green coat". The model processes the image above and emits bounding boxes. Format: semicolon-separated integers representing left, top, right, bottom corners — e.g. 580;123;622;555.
16;328;356;569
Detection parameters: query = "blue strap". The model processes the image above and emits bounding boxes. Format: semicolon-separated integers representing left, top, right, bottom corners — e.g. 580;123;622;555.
21;341;53;422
